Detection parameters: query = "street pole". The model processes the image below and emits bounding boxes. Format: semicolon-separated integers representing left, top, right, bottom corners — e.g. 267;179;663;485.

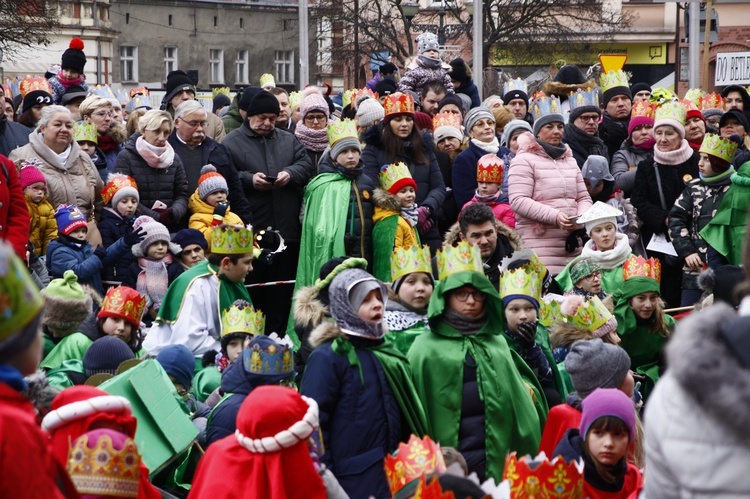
701;0;713;89
299;0;309;88
688;1;700;89
472;0;482;100
438;9;445;46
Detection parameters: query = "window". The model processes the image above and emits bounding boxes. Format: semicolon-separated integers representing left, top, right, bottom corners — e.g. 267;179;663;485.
164;47;177;78
274;50;294;84
209;49;224;84
120;45;138;82
235;50;249;84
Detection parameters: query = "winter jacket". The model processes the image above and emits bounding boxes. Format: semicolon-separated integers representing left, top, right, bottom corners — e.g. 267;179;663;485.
455;80;481;109
46;234;130;294
98;207;134;282
669;174;732;290
205;111;226;142
26;195;57;256
188;191;244;245
168;133;253;224
90;146;109;182
611;140;653;197
0;116;30;157
397;59;455;97
452;140;512;210
113;136;189;228
598;113;629;162
643;303;750;499
205;360;257;447
221;94;243;135
508;132;593;274
0;155;30;259
48;76;89;105
9;132;103;221
372;188;419;281
463;196;516;228
631;151;699;243
562;123;609;170
539;401;581;457
362;125;446;251
223;123;314;243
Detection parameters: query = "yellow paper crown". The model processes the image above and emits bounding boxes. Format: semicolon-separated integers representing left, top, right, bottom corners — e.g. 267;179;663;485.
599;70;629;93
391;245;432;283
562;295;612;332
259;73;275;88
327;119;359;147
221;300;265;337
700;92;725;111
654;101;687;126
383;92;415;117
67;433;140;498
630;100;656;120
530;95;561;122
74;122;98;144
684;88;706;107
384;435;446;495
538;299;563;327
0;242;44;339
211;224;256;255
700;133;738;165
19;76;52;98
503;452;584;498
212;86;230;98
476;154;504;184
622;255;661;283
436;241;483;281
289;91;302;109
568;88;599;111
500;249;547;284
379;162;414;193
499;268;541;302
432;112;461;131
342;88;357;109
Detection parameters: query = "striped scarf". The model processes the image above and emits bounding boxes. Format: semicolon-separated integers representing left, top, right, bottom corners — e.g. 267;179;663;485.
137;253;173;312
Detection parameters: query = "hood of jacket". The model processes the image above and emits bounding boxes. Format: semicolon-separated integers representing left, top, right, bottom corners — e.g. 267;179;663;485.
516;131;573;160
443;219;525;252
372;187;402;212
309;321;347;349
188;190;228;216
293;285;329;330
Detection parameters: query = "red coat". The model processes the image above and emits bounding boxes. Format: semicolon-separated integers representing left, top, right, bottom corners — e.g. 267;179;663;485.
0;155;30;260
539;403;582;458
584;463;642;499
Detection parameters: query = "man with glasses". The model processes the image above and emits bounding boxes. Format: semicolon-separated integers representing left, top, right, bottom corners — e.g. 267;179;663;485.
162;69;226;141
170;100;252;224
568;257;606;300
563;98;608;171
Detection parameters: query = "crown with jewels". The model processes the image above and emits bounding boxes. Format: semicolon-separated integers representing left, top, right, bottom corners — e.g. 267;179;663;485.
99;286;146;330
561;295;612;332
391;245;432;283
499;268;541;302
259;73;275;88
289;90;302;110
530;94;561;122
327;119;359;147
700;133;738;165
90;84;116;100
211;224;256;255
242;333;295;377
221;300;265;337
684;88;706;107
74;122;98;144
503;452;584;499
503;78;527;96
129;87;149;98
623;255;661;283
655;101;687;125
476;153;503;184
212;86;230;98
383;92;415;117
100;174;137;204
19;76;52;98
354;88;378;107
413;475;456;499
630;100;657;120
538;299;563;327
67;432;141;498
384;435;446;496
379;162;414;192
114;88;130;105
599;70;629;93
700;92;725;112
342;88;357;109
432;112;461;131
436;241;483;281
568;88;599;111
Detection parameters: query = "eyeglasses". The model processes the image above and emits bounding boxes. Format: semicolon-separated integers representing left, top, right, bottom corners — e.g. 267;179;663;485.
577;115;600;123
181;119;208;128
583;271;602;281
304;114;327;124
452;289;485;302
92;111;112;118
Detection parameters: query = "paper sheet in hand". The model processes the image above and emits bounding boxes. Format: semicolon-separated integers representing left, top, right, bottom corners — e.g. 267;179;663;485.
646;233;678;257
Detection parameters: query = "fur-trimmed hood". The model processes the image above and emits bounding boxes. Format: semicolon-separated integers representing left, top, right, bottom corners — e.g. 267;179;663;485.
542;79;597;98
293;285;328;330
516;131;573;160
42;284;100;336
308;317;389;349
372;188;402;212
443;219;525;251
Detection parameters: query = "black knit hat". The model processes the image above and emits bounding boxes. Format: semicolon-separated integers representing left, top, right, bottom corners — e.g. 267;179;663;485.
379;62;398;75
554;65;586;85
83;336;135;377
448;58;470;85
239;86;262;112
61;38;87;74
374;79;397;97
630;82;652;97
503;89;529;106
164;70;196;104
602;86;632;108
437;93;465;113
720;109;750;134
246;90;280;117
22;90;52;114
212;93;231;113
61;84;88;106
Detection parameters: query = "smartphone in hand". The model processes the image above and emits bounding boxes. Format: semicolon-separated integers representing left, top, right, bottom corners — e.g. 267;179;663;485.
265;176;278;183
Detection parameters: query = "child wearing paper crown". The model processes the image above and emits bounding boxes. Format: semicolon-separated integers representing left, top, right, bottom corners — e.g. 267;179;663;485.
397;32;454;97
188;164;243;247
19;160;57;258
462;153;516;228
122;215;184;324
552;388;642;498
668;133;738;307
48;38;90;105
371;161;421;281
99;173;144;282
74;122;108;179
96;285;147;355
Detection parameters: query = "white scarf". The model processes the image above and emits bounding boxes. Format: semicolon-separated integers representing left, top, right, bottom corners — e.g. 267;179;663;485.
580;232;631;269
470;137;500;154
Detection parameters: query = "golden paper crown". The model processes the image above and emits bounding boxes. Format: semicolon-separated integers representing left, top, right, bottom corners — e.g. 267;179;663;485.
630;100;656;121
74;122;98;144
342;88;358;109
99;286;146;329
562;295;613;332
100;174;137;205
599;70;629;93
700;92;725;111
568;88;599;111
385;435;446;496
700;133;738;165
379;162;415;193
212;86;230;98
654;101;687;126
503;452;584;499
289;90;302;110
437;241;483;281
67;433;140;498
354;88;378;107
391;245;432;283
19;76;52;98
129;87;149;98
538;299;563;327
684;88;706;107
499;268;541;302
327;119;359;147
622;255;661;283
90;84;116;100
500;249;547;285
503;78;527;95
383;92;415;117
259;73;275;88
530;95;561;122
413;475;456;499
432;112;461;131
221;300;265;337
211;224;256;255
476;153;503;184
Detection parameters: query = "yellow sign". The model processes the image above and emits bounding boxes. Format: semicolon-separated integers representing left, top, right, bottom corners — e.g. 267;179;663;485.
599;54;628;73
492;43;667;66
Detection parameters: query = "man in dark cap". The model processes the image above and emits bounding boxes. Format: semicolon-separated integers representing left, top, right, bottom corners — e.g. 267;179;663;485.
161;70;226;141
630;82;652;103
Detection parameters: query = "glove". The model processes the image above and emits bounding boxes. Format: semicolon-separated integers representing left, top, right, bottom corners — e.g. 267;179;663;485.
124;226;146;246
94;246;107;261
417;206;432;232
212;202;229;226
154;207;173;227
515;321;537;350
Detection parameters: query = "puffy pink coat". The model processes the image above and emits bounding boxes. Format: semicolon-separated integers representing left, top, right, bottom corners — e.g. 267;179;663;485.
508;132;592;274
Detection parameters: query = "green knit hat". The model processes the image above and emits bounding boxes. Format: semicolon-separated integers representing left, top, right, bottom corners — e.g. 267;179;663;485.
42;270;93;336
570;258;602;285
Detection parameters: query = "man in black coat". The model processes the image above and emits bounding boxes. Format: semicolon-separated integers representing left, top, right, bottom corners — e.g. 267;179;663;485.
0;114;29;157
599;83;633;162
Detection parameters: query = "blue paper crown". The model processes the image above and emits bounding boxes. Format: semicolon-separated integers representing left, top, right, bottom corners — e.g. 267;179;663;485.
90;84;116;100
503;78;527;95
126;95;152;113
242;334;295;378
113;88;129;105
568;88;599;110
530;95;562;121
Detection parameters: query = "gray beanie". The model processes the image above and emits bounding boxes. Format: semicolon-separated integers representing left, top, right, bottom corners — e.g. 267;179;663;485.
565;339;631;399
331;136;362;161
532;112;565;137
464;106;495;135
356;97;385;127
501;119;533;147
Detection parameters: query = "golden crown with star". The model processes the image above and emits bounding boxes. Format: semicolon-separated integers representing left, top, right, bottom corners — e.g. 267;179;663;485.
630;100;657;120
700;133;738;165
499;268;541;302
562;295;613;332
700;92;725;111
432;112;461;131
391;245;432;283
327;119;359;147
654;101;687;125
221;301;265;337
379;162;414;192
383;92;415;117
67;433;141;498
211;224;256;255
436;241;484;281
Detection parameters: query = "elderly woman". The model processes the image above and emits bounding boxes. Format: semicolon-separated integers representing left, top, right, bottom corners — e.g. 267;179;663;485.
631;103;699;309
114;109;188;230
508;102;592;275
79;95;127;173
611;105;656;197
294;87;331;172
9;105;102;228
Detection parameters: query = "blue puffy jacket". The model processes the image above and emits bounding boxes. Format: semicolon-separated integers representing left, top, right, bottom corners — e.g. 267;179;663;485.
46;235;130;294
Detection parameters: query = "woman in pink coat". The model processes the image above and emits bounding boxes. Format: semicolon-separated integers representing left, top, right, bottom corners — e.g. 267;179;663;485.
508;108;592;274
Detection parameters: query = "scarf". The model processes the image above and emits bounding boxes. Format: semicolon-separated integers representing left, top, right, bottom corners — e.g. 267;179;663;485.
401;202;419;227
471;137;500;154
536;138;568;159
580;232;631;270
700;165;736;184
295;122;329;152
135;135;175;169
441;307;487;336
565;123;607;154
28;130;79;171
417;55;442;69
634;138;656;151
56;71;84;89
474;189;502;204
654;139;693;166
336;163;364;180
137;253;173;311
98;133;119;153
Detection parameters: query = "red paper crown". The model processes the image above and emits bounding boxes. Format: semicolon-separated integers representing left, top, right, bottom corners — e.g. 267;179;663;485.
129;87;149;98
630;100;656;120
700;92;725;111
100;174;138;205
20;76;52;98
354;87;378;106
413;475;456;499
622;255;661;283
98;286;146;329
384;435;446;495
503;452;584;498
477;154;504;184
384;92;415;117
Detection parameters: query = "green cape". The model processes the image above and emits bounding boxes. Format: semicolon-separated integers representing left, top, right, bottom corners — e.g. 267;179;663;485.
386;320;429;356
502;323;569;400
410;271;548;480
372;215;399;282
45;359;86;390
555;262;627;296
192;366;221;403
40;332;93;371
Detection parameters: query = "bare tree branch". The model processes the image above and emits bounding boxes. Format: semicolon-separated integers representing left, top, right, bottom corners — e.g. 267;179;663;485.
0;0;60;58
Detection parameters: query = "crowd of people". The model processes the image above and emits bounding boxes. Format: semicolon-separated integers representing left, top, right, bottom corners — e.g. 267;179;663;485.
2;33;750;498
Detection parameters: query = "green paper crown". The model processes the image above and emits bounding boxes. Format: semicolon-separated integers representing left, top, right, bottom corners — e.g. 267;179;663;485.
436;242;483;281
289;91;302;110
538;299;563;327
327;119;358;147
391;245;432;283
700;133;738;165
562;295;612;332
499;268;541;302
0;242;44;338
500;249;547;285
655;101;687;126
211;224;255;255
379;162;413;192
684;88;706;107
74;123;98;144
221;301;265;337
599;70;629;93
259;73;275;88
212;87;230;98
